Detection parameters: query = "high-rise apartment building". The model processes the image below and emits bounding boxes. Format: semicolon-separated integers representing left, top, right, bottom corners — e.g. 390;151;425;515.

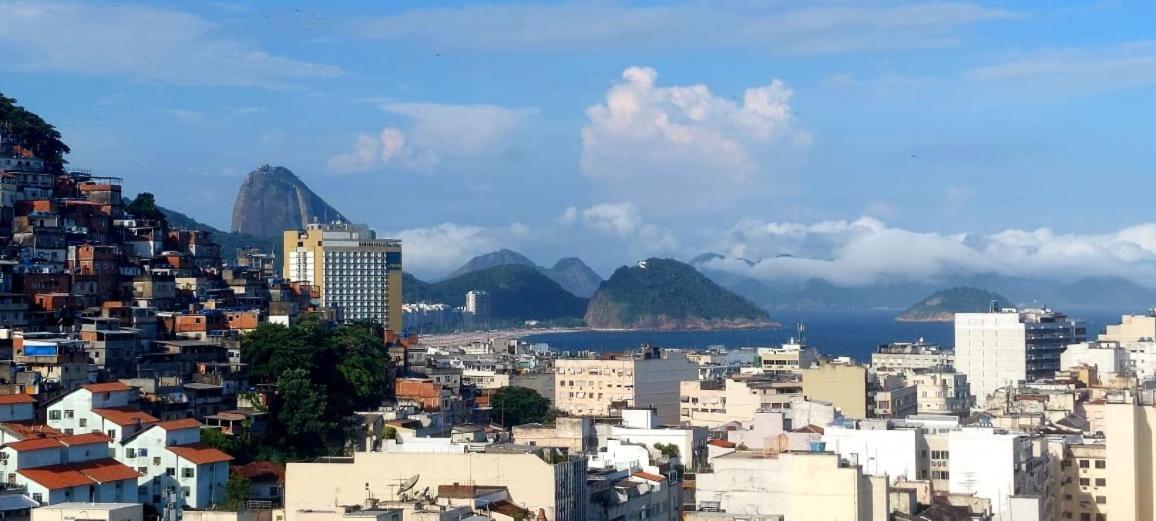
283;222;402;330
955;308;1085;403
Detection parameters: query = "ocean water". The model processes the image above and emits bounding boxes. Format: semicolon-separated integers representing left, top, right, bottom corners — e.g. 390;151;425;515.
523;308;1130;363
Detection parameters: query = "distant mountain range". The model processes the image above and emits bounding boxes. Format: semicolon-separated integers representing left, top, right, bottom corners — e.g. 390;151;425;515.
445;249;603;299
692;253;1156;311
896;287;1010;322
585;258;775;330
231;164;345;237
408;264;588;323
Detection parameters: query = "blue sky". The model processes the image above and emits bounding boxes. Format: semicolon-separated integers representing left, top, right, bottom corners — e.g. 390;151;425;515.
5;1;1156;282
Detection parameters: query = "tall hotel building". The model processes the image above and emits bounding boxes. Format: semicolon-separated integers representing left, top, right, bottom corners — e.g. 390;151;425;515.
283;222;403;330
955;308;1084;404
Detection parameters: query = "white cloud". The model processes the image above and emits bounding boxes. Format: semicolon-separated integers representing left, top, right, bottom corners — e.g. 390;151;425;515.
392;222;531;275
581;66;809;212
0;1;341;88
560;202;679;254
328;101;535;174
702;217;1156;287
355;2;1015;54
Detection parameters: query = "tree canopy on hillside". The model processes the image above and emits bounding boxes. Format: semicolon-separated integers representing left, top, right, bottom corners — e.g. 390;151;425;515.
0;93;70;173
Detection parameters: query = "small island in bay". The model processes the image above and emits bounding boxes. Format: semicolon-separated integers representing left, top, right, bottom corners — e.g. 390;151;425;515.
896;287;1010;322
584;258;778;330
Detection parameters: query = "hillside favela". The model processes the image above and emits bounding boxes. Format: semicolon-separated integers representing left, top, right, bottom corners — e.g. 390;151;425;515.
2;2;1156;521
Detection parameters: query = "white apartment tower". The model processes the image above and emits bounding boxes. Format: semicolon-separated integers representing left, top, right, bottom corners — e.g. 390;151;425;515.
955;308;1085;404
283;222;403;329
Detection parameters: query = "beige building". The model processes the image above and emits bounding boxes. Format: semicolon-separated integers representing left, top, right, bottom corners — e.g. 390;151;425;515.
1059;442;1108;521
32;503;143;521
693;450;888;521
802;364;869;419
285;448;587;521
679;376;804;428
1100;312;1156;343
1104;399;1156;521
756;340;819;375
283;222;403;330
511;417;597;452
554;350;697;423
911;371;973;416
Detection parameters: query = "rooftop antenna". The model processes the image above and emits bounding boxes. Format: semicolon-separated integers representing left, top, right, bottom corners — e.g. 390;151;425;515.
989;299;999;313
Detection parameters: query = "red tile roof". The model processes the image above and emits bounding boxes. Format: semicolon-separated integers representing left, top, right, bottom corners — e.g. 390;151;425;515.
791;424;825;434
155;418;202;431
81;382;132;393
92;408;159;427
708;439;736;448
168;443;233;465
632;471;666;482
18;458;139;490
0;395;35;405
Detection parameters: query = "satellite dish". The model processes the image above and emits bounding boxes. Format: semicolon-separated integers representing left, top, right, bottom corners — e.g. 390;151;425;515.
398;474;420;494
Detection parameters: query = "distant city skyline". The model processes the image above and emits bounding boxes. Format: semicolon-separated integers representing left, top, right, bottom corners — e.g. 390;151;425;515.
5;1;1156;281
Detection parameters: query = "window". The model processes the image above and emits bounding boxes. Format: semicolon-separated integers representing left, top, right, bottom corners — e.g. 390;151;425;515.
32;493;41;504
64;428;73;435
137;467;147;474
1095;478;1106;486
49;410;61;420
107;430;115;438
1095;460;1106;469
182;468;194;478
1079;478;1090;486
182;487;190;498
127;448;136;458
1096;515;1106;521
1080;514;1090;521
79;418;87;427
153;457;161;466
139;448;148;457
1079;459;1090;468
166;467;175;476
1096;496;1106;504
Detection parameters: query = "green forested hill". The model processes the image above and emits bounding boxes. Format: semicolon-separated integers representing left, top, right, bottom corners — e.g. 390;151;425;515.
585;258;774;329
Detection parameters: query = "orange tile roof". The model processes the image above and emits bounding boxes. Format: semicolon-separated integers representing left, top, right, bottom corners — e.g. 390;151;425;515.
168;443;233;465
82;382;131;393
75;458;142;483
58;433;112;446
18;458;139;490
632;471;666;482
92;408;159;427
0;423;63;440
6;437;63;452
0;395;35;405
18;467;91;490
708;439;737;448
155;418;202;431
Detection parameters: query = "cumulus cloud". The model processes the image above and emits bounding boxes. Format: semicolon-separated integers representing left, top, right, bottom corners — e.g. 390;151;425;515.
355;2;1015;55
0;1;341;88
702;217;1156;287
328;101;535;174
581;66;809;212
391;222;531;275
560;202;679;253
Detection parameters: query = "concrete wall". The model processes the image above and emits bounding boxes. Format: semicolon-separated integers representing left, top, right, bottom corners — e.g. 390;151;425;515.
802;365;867;419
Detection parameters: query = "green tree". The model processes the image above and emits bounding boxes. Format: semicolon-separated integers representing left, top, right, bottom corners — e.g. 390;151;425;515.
276;368;334;456
0;93;70;173
331;322;390;410
126;192;165;220
201;428;237;454
223;473;252;510
491;386;554;427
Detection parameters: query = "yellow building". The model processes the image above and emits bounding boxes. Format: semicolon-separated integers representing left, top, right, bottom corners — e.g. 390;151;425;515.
283;222;403;331
801;364;868;419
